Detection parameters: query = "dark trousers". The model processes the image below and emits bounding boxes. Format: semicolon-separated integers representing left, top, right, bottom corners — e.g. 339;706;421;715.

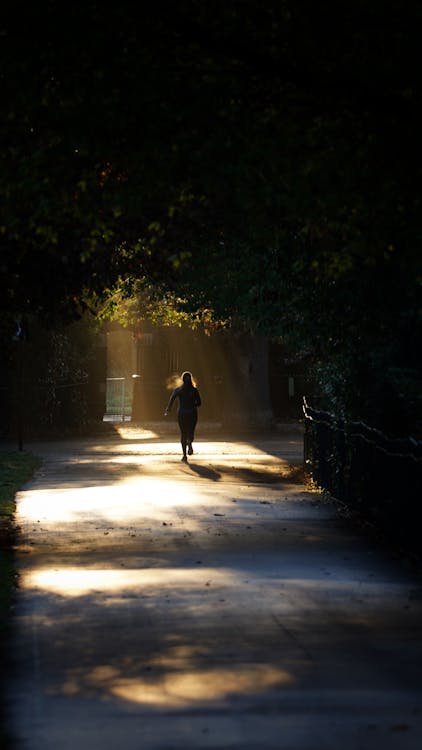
178;410;197;454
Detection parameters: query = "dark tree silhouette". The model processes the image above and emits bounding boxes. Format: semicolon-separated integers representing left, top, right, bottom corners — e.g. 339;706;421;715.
1;1;421;432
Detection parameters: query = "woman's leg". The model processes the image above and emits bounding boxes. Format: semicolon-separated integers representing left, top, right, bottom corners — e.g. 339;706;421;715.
187;412;198;454
178;413;188;459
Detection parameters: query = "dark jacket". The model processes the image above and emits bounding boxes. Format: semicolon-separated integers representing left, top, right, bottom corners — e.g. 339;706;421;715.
166;385;201;413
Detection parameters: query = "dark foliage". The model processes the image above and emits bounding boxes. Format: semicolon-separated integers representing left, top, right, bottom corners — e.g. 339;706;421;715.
1;1;421;432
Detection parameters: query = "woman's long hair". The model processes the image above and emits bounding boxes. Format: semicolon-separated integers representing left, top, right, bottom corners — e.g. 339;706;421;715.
181;371;196;388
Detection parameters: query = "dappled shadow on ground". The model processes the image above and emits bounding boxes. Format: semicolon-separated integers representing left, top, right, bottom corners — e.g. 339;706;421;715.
15;574;297;710
29;455;307;489
29;434;306;490
10;430;422;746
112;420;304;459
17;551;422;715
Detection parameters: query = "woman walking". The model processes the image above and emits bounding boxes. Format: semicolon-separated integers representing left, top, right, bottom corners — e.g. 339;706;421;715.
164;371;202;461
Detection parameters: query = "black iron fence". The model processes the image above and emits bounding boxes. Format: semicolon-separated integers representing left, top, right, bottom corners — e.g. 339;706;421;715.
303;397;422;554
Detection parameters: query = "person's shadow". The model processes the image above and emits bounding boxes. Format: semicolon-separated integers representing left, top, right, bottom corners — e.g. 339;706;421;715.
185;462;221;481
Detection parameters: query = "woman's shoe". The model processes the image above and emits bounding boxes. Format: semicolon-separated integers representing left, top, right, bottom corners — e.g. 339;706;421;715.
181;455;188;462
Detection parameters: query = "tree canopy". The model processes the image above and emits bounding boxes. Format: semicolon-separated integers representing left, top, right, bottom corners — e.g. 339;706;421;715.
1;0;421;432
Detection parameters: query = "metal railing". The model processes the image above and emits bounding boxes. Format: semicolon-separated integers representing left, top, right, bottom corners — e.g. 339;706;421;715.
303;397;422;553
105;377;132;421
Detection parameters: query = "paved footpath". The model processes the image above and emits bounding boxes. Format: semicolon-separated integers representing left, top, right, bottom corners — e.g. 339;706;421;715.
5;425;422;749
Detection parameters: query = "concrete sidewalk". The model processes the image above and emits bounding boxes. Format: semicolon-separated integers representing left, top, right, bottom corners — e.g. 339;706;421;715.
6;426;422;749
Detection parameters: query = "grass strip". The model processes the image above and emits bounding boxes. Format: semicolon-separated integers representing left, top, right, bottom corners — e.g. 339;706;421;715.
0;450;41;748
0;450;41;626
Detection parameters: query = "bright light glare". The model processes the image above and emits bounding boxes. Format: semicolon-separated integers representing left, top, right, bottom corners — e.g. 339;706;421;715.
24;566;237;597
93;438;275;458
114;426;160;440
17;477;202;525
